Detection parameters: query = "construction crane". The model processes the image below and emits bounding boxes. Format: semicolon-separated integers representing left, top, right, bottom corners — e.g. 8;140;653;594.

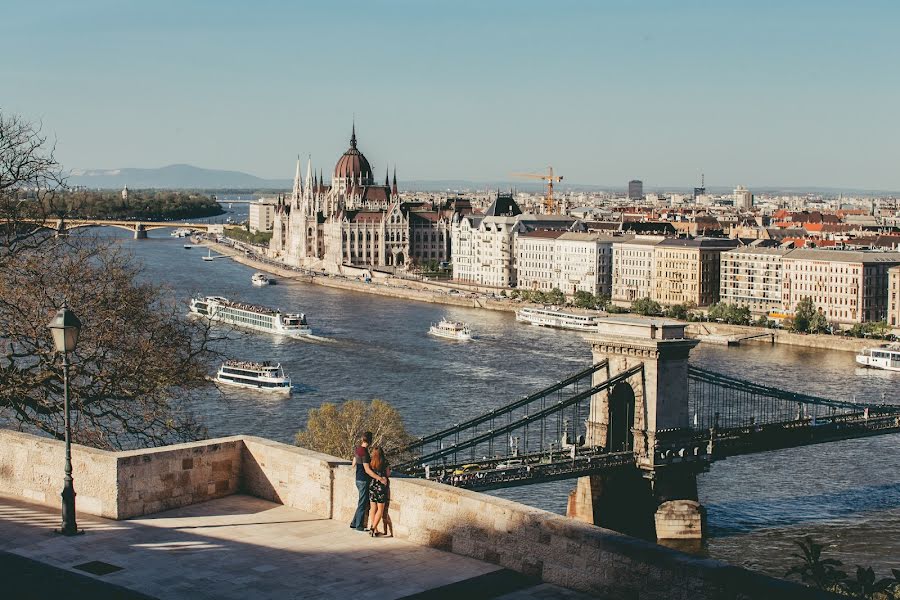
511;167;564;214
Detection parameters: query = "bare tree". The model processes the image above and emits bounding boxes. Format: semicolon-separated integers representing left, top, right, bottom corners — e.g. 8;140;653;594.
0;111;223;449
0;109;66;261
296;399;414;461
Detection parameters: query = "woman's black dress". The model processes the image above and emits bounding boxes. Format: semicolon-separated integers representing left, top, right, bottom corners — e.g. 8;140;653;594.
369;466;389;503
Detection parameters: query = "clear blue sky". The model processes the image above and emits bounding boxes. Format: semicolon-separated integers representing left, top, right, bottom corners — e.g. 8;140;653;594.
3;0;898;190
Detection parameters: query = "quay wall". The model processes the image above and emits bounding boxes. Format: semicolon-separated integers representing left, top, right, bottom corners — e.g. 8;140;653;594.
685;322;873;353
0;430;829;598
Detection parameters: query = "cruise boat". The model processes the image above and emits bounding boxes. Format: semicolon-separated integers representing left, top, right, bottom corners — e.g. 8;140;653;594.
515;306;603;331
856;343;900;372
214;360;292;393
428;318;472;341
171;227;192;238
251;272;272;286
189;296;312;337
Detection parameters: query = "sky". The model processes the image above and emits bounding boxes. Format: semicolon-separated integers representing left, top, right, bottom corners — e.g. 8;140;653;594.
2;0;899;191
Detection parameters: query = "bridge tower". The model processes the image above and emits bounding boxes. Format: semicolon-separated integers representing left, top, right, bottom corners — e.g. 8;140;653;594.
568;317;705;541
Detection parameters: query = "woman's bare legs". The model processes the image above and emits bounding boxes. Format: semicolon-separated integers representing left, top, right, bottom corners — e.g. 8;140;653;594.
370;502;385;535
367;500;376;530
382;501;393;536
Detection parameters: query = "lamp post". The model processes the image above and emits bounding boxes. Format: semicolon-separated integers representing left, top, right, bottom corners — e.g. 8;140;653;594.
47;303;82;536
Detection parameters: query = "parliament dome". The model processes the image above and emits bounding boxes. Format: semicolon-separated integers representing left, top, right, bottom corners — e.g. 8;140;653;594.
334;125;373;184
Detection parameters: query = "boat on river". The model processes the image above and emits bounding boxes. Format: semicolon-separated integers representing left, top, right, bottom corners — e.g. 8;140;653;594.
189;296;311;337
202;248;215;261
251;272;272;286
428;318;472;341
515;306;603;331
214;360;292;393
856;343;900;372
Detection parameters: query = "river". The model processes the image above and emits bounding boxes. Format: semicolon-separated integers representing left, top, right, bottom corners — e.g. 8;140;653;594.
103;223;899;579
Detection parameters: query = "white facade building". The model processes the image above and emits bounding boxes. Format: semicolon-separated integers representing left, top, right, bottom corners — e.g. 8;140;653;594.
249;200;276;233
611;236;666;304
720;246;790;314
734;185;753;211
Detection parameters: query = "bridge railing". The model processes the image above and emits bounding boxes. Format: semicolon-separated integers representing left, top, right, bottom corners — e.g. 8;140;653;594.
395;363;642;474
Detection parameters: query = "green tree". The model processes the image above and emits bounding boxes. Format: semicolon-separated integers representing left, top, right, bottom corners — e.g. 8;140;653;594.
631;297;662;316
546;287;565;305
809;311;829;334
753;314;770;328
665;304;689;320
792;297;816;333
295;399;414;461
573;290;597;309
595;293;611;311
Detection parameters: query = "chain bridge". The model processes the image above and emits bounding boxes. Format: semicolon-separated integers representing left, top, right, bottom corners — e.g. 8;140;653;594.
394;318;900;540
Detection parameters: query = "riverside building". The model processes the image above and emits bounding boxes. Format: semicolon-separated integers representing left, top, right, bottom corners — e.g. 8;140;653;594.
889;265;900;329
269;125;456;272
611;236;665;305
516;232;626;296
651;238;739;307
720;246;791;314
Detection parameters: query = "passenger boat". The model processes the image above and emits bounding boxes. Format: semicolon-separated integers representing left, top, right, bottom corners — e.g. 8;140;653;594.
189;296;312;337
171;227;192;238
251;272;272;286
855;343;900;372
515;306;602;331
214;360;292;393
428;318;472;341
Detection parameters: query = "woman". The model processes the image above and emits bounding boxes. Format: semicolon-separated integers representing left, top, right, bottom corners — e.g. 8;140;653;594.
367;447;392;537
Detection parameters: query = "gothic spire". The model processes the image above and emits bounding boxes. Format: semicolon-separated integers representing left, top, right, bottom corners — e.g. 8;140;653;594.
350;119;357;149
292;155;302;196
304;155;313;196
392;166;398;196
385;166;390;187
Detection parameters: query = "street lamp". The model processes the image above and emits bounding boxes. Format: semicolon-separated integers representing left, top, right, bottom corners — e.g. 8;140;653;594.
47;303;82;536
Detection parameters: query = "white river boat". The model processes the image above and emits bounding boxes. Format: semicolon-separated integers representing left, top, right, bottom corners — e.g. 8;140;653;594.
515;306;603;331
428;318;472;341
214;360;292;393
251;272;272;286
189;296;311;337
856;343;900;372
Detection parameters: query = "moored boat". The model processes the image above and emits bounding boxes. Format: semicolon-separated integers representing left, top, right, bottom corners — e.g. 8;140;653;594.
428;318;472;341
214;360;292;393
856;343;900;372
515;306;603;331
189;296;312;337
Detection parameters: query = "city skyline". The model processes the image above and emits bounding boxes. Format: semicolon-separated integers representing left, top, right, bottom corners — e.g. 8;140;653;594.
4;0;899;190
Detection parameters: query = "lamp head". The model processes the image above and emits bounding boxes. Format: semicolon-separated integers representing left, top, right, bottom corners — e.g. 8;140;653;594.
47;304;81;354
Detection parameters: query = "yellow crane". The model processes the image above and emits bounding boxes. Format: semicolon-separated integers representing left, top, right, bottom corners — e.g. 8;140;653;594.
511;167;564;214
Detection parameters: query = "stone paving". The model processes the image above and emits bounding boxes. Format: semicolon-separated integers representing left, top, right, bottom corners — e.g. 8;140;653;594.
0;494;600;599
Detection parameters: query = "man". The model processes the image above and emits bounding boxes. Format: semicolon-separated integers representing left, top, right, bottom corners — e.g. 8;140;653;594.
350;431;386;531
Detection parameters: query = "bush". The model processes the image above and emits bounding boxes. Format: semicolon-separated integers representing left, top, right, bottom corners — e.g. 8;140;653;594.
631;297;662;316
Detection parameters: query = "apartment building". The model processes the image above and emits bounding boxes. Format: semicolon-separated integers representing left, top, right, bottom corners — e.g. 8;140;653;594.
249;200;276;232
515;232;625;296
652;238;739;307
782;249;900;324
451;193;575;288
889;265;900;329
720;246;792;314
612;236;665;305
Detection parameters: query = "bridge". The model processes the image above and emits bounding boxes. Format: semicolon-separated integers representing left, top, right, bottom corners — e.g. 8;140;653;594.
36;218;216;239
394;317;900;541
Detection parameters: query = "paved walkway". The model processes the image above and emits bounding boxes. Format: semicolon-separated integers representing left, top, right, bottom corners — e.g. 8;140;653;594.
0;495;598;600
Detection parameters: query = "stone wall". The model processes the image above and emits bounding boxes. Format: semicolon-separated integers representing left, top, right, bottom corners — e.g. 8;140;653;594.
240;436;345;519
115;437;243;519
0;430;826;599
0;429;118;518
686;322;872;353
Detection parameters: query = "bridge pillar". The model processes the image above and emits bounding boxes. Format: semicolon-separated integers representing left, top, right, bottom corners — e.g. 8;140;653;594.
571;318;705;540
55;218;67;238
133;224;147;239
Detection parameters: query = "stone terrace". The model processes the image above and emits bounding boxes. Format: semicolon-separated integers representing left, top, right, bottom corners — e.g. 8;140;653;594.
0;495;587;600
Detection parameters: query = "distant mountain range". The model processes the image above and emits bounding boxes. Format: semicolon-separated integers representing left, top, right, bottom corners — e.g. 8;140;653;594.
67;164;898;196
68;164;291;190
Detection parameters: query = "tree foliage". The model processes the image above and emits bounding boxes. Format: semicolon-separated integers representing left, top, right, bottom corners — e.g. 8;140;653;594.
57;189;223;221
296;399;415;462
224;228;272;245
785;537;900;599
1;111;220;450
631;297;662;316
707;302;752;325
792;297;816;333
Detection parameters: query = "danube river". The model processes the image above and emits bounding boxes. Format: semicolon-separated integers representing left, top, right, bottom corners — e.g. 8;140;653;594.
108;226;899;578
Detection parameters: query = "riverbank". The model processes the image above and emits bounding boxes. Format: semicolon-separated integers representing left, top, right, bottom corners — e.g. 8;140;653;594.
207;241;880;354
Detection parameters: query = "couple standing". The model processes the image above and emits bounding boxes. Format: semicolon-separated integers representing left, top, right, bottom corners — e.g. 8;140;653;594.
350;431;393;537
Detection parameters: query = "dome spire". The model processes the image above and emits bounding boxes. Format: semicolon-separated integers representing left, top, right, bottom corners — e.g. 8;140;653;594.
350;118;357;149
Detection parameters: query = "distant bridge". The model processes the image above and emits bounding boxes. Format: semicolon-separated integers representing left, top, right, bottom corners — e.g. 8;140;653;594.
28;218;216;239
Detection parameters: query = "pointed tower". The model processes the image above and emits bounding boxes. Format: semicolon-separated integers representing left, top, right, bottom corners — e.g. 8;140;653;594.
385;167;390;187
304;156;313;198
392;167;398;196
292;156;302;203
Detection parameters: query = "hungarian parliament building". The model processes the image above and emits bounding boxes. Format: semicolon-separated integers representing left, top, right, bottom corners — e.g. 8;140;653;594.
269;126;470;272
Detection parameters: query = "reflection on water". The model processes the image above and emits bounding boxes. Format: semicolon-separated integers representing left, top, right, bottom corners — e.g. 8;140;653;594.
107;226;899;577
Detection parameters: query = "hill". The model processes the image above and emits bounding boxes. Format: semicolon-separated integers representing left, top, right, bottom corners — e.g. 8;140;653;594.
67;164;291;189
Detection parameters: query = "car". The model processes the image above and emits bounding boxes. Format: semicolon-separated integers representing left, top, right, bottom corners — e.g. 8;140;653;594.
452;463;481;476
495;459;524;470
